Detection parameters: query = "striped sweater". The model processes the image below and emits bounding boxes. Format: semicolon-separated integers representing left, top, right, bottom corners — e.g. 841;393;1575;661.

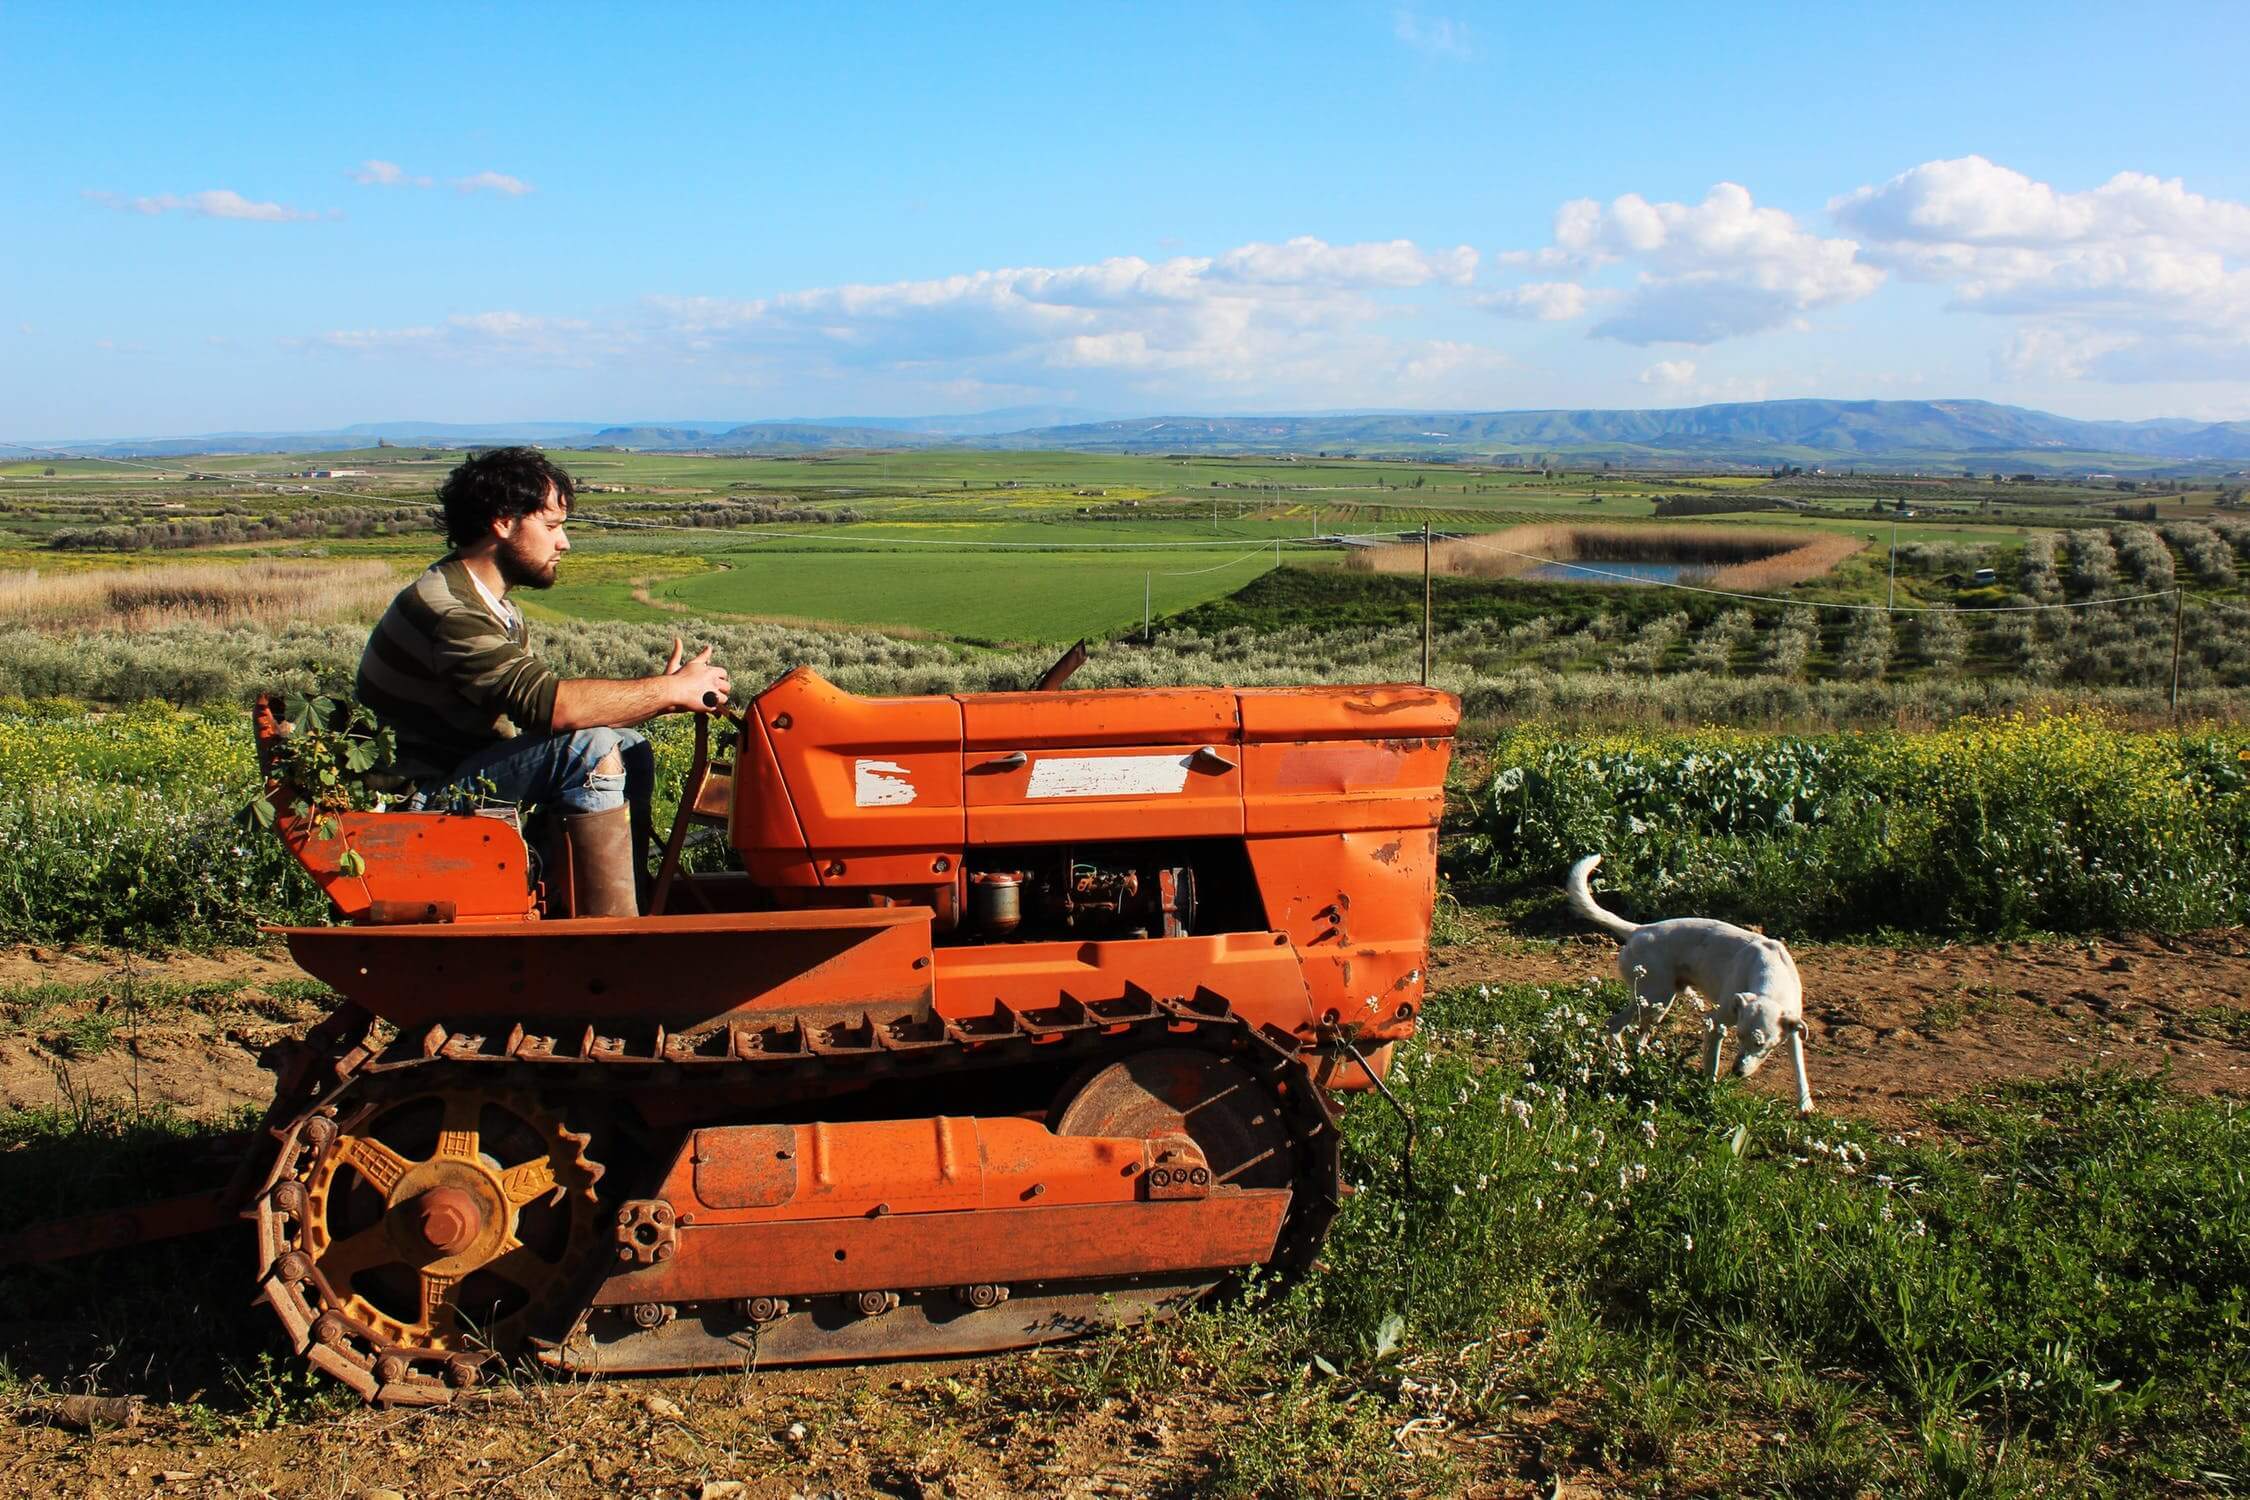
356;557;560;776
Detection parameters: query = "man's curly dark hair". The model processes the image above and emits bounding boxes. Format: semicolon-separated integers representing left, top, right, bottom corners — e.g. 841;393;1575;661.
437;447;576;548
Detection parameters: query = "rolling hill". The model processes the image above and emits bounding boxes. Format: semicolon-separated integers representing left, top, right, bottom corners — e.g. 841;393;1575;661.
17;399;2250;473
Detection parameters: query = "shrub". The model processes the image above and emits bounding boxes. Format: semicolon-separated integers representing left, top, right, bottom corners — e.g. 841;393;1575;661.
1685;609;1754;675
2065;529;2118;594
1756;607;1819;679
2018;533;2062;600
2112;525;2176;589
1910;606;1968;671
1834;611;1892;680
1463;715;2250;936
2162;522;2237;587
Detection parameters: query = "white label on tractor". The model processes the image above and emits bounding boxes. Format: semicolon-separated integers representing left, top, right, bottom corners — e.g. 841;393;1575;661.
1025;754;1194;799
853;759;918;807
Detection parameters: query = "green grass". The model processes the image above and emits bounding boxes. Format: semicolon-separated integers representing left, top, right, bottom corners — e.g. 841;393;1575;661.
2;978;2239;1492
1007;980;2250;1493
2188;1004;2250;1043
643;537;1297;642
1919;984;2011;1033
0;975;301;1043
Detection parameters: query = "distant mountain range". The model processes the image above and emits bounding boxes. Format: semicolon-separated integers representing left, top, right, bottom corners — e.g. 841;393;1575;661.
16;400;2250;474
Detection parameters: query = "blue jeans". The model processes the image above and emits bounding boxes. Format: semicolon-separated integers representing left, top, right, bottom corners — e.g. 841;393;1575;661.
424;727;652;815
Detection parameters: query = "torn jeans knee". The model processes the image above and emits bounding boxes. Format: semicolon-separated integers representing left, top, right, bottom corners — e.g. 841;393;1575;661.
428;726;648;816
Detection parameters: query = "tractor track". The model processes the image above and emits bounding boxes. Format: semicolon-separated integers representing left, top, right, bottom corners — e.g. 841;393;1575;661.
245;993;1344;1407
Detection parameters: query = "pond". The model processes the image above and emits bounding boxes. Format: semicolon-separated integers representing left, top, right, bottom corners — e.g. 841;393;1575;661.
1522;559;1709;585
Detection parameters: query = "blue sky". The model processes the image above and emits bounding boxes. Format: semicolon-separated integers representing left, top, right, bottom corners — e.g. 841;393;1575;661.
6;1;2250;438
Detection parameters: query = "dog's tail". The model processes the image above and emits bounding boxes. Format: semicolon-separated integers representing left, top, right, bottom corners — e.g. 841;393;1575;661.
1565;854;1641;939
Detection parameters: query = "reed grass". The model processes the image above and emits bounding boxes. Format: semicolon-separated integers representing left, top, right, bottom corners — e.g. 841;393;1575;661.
1348;523;1861;590
0;561;400;632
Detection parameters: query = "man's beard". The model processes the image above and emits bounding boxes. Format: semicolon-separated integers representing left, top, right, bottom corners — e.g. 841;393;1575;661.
496;535;558;590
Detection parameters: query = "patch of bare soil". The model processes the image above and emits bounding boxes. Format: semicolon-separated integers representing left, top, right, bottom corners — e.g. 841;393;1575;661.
0;947;320;1119
1433;919;2250;1127
0;1361;1526;1500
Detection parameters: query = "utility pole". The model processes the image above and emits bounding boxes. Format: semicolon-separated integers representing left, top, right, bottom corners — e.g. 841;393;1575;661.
2171;588;2185;719
1144;573;1152;644
1886;511;1899;612
1421;520;1433;686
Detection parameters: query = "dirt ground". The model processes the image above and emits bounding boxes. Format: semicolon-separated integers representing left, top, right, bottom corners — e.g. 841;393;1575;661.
6;923;2243;1135
0;926;2243;1497
1428;919;2250;1127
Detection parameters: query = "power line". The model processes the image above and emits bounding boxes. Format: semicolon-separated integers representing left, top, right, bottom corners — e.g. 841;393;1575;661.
1153;546;1277;577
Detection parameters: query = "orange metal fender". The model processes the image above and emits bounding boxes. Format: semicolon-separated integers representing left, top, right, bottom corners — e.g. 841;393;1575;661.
278;906;935;1032
277;812;537;925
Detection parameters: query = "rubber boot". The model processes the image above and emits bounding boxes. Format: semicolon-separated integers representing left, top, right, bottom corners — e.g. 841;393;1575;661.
561;805;640;918
627;796;656;913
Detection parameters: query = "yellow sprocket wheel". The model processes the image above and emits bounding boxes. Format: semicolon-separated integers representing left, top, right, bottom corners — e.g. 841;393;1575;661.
298;1088;602;1357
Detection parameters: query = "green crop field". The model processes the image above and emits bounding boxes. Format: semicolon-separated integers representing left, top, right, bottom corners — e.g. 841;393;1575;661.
634;541;1294;640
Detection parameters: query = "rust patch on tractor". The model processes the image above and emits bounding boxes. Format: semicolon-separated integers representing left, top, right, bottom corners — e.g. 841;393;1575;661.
1341;691;1443;714
1371;840;1403;865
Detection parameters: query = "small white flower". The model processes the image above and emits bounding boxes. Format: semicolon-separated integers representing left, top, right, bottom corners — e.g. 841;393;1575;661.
1682;1233;1694;1252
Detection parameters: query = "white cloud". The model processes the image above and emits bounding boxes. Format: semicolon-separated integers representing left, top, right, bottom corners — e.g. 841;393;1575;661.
1394;9;1472;58
347;160;529;196
308;311;595;362
1477;281;1589;321
350;159;434;188
1638;359;1696;387
452;171;533;197
1833;156;2250;254
304;235;1507;407
1493;181;1882;345
1833;156;2250;384
84;188;325;222
1211;236;1476;287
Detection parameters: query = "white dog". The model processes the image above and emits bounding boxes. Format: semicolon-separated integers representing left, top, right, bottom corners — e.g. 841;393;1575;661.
1565;854;1813;1114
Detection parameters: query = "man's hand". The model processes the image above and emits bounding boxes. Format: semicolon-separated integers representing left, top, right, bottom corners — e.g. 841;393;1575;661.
671;644;730;713
549;642;731;730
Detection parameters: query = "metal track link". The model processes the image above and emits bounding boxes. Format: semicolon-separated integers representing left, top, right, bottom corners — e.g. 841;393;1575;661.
248;991;1342;1406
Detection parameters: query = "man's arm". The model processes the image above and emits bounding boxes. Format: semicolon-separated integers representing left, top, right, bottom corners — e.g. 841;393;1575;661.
550;643;730;731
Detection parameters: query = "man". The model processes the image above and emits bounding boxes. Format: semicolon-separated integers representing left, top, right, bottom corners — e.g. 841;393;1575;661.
356;447;730;916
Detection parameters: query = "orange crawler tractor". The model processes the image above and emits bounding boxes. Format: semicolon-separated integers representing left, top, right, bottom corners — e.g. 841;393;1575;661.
30;666;1456;1405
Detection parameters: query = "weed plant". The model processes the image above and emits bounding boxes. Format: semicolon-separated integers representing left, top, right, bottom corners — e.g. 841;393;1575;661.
1032;982;2248;1495
1465;714;2250;936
